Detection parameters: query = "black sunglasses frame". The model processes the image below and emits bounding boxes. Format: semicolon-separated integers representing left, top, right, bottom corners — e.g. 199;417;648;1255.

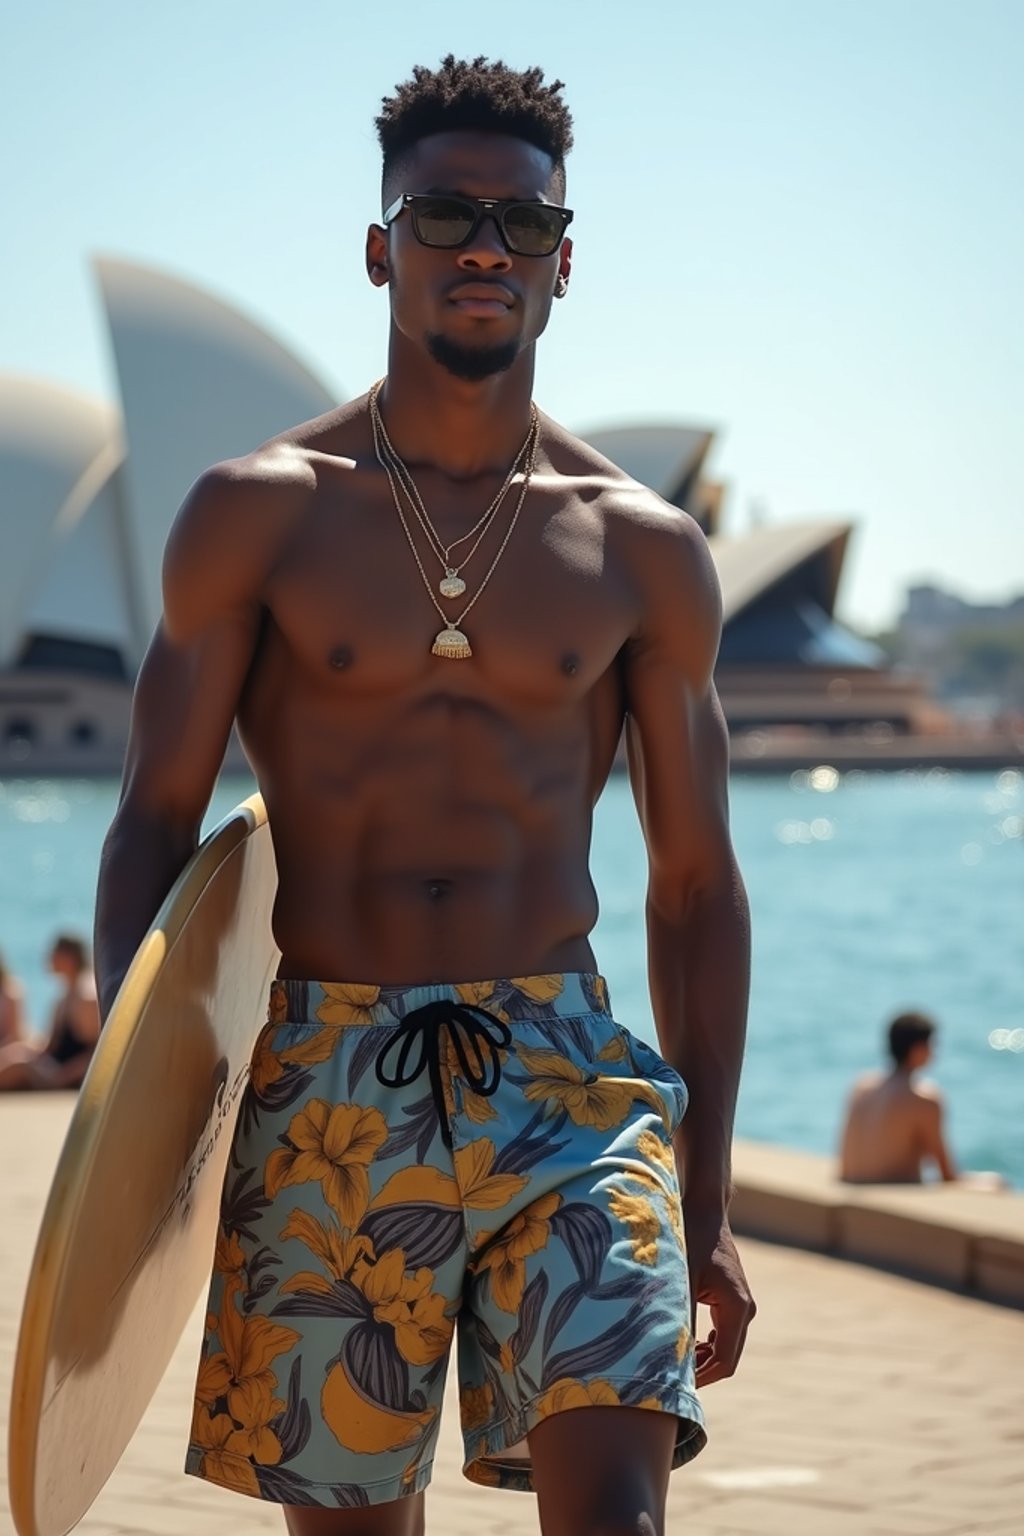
382;193;573;257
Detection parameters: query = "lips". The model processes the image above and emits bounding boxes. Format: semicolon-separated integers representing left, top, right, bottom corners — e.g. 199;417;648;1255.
447;282;515;309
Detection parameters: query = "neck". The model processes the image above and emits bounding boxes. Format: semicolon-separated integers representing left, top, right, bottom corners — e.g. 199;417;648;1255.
379;336;536;481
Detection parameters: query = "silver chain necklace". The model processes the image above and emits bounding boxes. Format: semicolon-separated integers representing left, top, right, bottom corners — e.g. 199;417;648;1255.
369;382;539;659
371;383;535;600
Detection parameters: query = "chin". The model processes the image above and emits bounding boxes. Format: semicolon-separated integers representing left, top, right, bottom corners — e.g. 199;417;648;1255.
425;331;521;383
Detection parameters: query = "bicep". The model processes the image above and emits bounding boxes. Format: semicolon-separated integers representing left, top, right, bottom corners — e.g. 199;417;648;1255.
120;612;260;826
624;523;734;913
118;468;268;828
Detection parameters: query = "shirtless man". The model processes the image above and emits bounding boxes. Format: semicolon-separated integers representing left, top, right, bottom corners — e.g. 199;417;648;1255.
95;57;754;1536
0;933;99;1090
840;1010;1005;1187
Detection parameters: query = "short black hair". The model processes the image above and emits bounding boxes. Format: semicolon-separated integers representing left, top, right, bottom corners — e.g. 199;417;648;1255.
53;932;89;970
376;56;574;200
888;1011;936;1067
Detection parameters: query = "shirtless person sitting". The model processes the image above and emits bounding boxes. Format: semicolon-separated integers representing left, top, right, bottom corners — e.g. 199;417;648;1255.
839;1010;1004;1187
94;57;755;1536
0;933;100;1091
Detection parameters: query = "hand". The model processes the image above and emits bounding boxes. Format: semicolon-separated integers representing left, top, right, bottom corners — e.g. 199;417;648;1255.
684;1204;755;1387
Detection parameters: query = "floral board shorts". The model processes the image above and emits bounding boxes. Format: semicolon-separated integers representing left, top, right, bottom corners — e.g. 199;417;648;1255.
184;973;707;1508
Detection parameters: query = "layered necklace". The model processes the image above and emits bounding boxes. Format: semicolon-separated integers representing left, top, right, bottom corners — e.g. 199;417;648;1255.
369;380;539;659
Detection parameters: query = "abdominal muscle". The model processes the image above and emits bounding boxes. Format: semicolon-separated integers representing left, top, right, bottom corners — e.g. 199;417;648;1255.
241;691;607;987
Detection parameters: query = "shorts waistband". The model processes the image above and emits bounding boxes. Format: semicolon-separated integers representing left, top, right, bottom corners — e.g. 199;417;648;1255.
268;973;610;1027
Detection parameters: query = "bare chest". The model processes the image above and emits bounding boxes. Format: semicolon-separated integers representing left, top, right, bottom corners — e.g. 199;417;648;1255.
260;480;637;703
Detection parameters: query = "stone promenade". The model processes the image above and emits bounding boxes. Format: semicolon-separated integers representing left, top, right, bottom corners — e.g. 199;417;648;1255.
1;1097;1021;1535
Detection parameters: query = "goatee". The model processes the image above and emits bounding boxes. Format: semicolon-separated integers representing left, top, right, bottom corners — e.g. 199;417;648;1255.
426;332;519;382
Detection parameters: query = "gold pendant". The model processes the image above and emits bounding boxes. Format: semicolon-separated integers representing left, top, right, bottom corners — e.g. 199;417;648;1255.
431;625;472;659
439;570;467;599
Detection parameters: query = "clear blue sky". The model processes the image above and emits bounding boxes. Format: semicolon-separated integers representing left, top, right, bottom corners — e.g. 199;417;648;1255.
4;0;1022;631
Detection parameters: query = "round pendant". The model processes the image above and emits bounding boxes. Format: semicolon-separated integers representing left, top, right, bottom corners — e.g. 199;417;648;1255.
439;572;466;599
431;625;472;659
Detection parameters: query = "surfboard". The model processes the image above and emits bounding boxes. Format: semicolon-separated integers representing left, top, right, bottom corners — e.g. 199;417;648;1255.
8;792;280;1536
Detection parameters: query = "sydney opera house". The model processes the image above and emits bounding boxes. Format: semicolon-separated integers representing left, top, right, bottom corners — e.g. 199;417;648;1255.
0;258;986;777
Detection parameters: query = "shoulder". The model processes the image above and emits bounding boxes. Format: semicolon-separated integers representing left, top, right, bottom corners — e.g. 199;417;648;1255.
850;1071;882;1097
170;441;318;543
167;396;368;563
162;443;318;639
542;417;719;624
914;1079;945;1110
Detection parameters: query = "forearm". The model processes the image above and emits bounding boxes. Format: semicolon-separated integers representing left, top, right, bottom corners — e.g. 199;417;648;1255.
94;808;199;1021
647;868;751;1211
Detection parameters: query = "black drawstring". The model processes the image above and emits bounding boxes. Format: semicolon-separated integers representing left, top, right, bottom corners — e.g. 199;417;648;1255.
374;1001;512;1149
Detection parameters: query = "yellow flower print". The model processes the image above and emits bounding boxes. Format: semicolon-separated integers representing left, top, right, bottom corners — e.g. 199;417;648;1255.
666;1190;685;1253
264;1100;388;1228
454;1138;529;1210
476;1192;561;1313
468;1456;503;1487
676;1322;691;1361
368;1163;460;1211
509;975;564;1004
439;1030;499;1124
194;1348;233;1407
226;1377;286;1464
190;1405;260;1497
636;1129;676;1174
536;1378;621;1419
268;983;289;1025
217;1289;300;1398
608;1186;660;1266
250;1026;285;1097
461;1382;494;1431
454;980;497;1009
316;983;381;1025
596;1032;628;1063
214;1228;246;1288
354;1248;454;1366
517;1047;664;1131
277;1210;375;1297
278;1029;343;1070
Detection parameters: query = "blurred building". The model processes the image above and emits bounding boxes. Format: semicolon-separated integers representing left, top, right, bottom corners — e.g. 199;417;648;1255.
885;583;1024;717
2;258;1016;775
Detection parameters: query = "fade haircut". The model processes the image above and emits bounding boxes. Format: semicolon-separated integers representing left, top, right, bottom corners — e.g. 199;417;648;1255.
887;1011;936;1067
376;55;574;203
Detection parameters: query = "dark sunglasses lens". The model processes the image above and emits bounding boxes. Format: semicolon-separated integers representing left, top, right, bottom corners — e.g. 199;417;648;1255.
412;197;476;247
502;204;564;255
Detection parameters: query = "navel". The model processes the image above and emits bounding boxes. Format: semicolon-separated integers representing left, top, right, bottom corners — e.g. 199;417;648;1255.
328;645;354;672
423;878;454;903
561;652;581;677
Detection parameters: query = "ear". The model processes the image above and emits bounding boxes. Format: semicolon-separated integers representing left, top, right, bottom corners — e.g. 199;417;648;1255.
366;224;389;286
555;237;573;297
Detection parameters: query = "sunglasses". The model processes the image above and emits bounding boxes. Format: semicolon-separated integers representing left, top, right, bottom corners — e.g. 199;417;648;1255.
382;193;573;258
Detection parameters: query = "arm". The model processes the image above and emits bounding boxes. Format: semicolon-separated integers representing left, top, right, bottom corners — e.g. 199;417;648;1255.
1;987;27;1045
94;453;307;1021
623;505;754;1385
920;1093;958;1182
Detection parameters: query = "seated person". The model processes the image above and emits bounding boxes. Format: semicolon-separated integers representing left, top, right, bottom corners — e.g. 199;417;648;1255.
0;933;100;1091
839;1011;1005;1187
0;950;27;1046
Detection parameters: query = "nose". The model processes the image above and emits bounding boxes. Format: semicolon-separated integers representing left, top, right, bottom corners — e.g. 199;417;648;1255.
456;212;513;272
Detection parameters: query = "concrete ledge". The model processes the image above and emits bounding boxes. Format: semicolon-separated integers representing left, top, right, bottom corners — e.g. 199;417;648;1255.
730;1139;1024;1306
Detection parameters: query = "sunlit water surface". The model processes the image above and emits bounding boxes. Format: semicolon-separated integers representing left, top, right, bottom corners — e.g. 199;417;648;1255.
1;768;1020;1185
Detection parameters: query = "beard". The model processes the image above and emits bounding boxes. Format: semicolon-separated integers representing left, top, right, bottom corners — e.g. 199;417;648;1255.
425;330;520;382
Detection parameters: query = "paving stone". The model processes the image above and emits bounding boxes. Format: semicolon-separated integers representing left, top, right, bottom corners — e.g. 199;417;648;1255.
1;1096;1022;1536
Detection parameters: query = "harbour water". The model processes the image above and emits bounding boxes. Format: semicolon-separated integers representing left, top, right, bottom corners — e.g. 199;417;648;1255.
1;769;1021;1186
